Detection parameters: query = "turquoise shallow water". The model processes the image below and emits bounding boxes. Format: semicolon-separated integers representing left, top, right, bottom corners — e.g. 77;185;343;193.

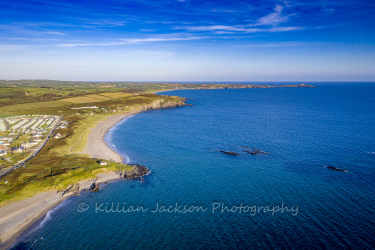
12;83;375;249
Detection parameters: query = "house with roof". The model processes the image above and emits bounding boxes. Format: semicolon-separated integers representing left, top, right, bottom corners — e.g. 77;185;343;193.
53;133;62;139
33;133;42;138
11;147;24;153
29;140;38;145
21;142;32;148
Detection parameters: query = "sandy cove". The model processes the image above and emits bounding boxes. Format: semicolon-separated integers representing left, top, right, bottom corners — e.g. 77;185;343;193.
82;96;186;163
81;113;130;163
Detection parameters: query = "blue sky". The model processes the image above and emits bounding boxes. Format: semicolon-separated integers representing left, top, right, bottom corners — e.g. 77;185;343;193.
0;0;374;81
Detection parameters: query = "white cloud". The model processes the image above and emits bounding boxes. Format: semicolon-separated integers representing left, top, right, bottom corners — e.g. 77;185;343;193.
257;5;288;25
176;4;298;34
242;41;307;47
57;35;204;47
81;20;128;27
181;25;303;33
46;31;67;35
210;9;239;13
242;41;326;47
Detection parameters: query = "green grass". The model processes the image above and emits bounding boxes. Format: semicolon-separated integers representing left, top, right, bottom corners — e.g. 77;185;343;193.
0;156;131;206
0;100;70;112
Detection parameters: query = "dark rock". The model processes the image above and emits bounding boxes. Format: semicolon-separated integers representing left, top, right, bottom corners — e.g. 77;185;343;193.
253;148;269;154
89;182;99;192
243;148;269;155
116;164;150;179
61;184;80;196
243;150;259;155
220;151;240;156
326;166;348;172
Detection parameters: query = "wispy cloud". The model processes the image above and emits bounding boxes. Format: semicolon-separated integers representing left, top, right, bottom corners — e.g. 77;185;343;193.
57;35;204;47
140;29;157;32
46;31;67;36
175;4;299;34
210;9;239;13
257;5;289;25
180;25;303;33
242;41;308;47
79;19;128;28
1;37;57;41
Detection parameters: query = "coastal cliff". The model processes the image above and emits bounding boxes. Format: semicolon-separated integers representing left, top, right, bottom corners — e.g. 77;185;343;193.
60;164;150;196
127;97;186;114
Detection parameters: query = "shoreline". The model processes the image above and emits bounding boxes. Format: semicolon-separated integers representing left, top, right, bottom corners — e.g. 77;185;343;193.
81;97;185;164
0;97;186;248
0;171;122;249
81;113;132;163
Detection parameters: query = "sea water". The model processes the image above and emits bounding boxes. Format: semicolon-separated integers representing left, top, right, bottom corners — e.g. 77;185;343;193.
12;83;375;249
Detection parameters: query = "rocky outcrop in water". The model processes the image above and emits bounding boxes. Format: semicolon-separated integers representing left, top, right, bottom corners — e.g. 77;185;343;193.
243;150;259;155
243;148;269;155
89;182;99;192
116;164;150;179
220;151;240;156
326;166;348;172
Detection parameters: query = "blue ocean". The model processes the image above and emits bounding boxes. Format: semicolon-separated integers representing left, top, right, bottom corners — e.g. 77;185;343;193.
12;83;375;249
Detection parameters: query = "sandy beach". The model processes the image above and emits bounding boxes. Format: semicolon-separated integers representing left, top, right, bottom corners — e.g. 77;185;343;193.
80;97;184;163
81;113;130;163
0;172;122;248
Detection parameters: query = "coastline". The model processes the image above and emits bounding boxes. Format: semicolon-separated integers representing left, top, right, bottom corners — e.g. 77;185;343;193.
81;113;131;163
0;97;185;248
81;97;185;164
0;171;122;249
